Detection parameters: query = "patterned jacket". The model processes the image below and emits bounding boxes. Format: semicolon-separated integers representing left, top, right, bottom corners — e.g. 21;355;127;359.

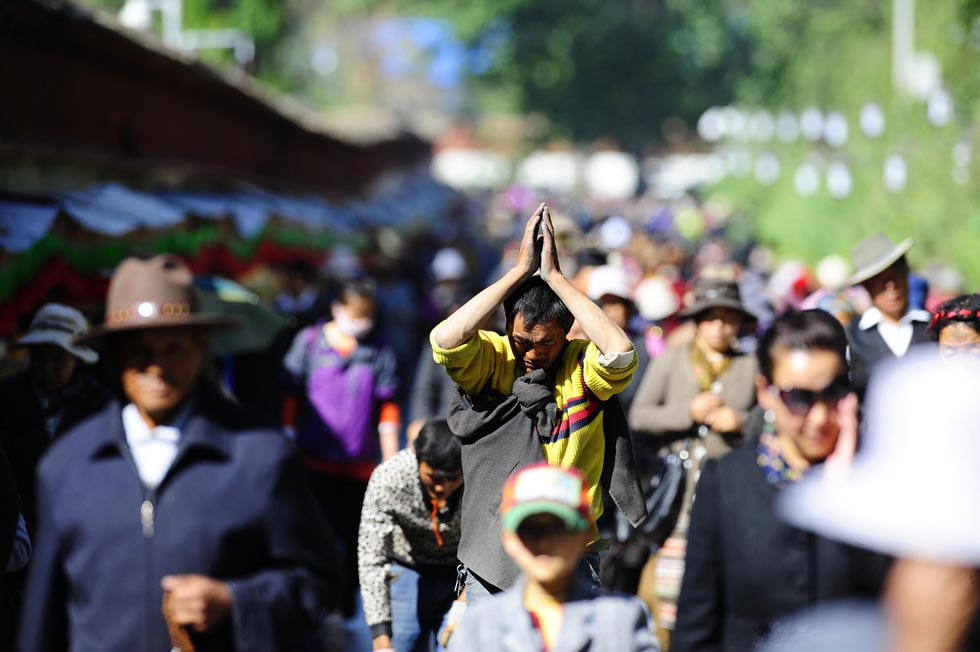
357;448;461;636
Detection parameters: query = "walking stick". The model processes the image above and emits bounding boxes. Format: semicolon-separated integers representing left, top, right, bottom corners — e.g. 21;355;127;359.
162;591;196;652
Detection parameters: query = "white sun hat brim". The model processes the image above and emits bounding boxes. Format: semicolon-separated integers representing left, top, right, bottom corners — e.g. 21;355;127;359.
779;350;980;566
586;265;632;302
848;238;913;286
780;455;980;566
17;330;99;364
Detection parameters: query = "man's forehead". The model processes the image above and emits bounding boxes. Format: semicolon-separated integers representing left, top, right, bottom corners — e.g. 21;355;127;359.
510;315;565;340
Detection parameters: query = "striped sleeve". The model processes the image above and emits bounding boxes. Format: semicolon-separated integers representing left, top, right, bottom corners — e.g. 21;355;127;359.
581;341;638;401
429;325;515;396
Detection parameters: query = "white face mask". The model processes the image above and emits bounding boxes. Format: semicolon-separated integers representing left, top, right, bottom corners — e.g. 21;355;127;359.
332;305;374;339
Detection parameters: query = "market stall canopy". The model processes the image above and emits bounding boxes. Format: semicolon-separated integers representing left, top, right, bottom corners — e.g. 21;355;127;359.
0;172;463;336
0;174;457;252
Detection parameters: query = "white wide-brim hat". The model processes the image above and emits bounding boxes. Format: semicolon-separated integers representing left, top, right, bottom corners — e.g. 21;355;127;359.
779;350;980;565
17;303;99;364
847;232;913;286
586;265;632;303
634;277;680;321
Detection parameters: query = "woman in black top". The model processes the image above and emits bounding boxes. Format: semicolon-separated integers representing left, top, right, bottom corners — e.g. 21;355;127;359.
673;310;888;652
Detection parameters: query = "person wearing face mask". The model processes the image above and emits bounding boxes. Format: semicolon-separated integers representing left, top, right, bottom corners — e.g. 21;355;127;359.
283;276;401;618
672;310;888;652
358;419;463;652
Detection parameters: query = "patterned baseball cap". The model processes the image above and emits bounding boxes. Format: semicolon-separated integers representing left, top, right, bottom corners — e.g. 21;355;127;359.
500;463;592;533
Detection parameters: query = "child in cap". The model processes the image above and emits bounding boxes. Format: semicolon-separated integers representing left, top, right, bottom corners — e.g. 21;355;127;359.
448;463;659;652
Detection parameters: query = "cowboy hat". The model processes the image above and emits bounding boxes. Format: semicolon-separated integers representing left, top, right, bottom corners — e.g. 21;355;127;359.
17;303;99;363
75;255;238;344
779;351;980;565
847;232;913;286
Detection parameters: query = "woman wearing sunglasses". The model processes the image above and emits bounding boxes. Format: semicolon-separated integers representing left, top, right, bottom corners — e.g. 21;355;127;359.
672;310;887;652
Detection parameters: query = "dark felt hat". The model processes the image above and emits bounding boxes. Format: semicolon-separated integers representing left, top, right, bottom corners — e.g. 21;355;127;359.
679;278;757;326
75;255;238;344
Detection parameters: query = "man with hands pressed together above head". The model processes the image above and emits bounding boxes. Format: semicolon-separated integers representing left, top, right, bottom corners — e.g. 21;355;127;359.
431;204;640;598
19;255;334;652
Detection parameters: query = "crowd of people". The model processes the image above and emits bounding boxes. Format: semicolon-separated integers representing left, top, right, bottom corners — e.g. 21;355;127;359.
0;188;978;652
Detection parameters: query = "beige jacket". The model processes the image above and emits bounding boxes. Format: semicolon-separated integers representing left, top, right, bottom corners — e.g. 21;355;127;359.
628;343;759;512
629;343;758;446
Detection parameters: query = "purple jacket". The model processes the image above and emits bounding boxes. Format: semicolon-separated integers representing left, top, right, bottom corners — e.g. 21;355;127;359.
283;323;399;464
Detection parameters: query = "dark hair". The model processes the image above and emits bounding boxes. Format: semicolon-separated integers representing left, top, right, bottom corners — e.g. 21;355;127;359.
503;276;574;333
757;309;849;383
928;294;980;341
281;259;317;282
415;419;462;473
576;248;607;269
337;277;377;304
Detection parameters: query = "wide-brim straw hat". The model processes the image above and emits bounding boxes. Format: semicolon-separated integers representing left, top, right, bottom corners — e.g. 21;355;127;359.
586;265;632;303
779;350;980;566
679;278;757;325
17;303;99;364
634;277;680;322
75;255;238;344
847;232;913;286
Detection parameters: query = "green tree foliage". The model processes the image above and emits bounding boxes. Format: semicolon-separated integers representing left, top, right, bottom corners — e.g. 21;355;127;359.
182;0;307;91
342;0;754;148
711;1;980;285
81;0;298;91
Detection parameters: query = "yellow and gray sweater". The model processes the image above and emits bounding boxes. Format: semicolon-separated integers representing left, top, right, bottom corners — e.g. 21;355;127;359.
430;327;637;536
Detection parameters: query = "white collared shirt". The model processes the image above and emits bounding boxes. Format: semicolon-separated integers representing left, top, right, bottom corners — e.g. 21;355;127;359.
858;307;931;357
122;401;194;491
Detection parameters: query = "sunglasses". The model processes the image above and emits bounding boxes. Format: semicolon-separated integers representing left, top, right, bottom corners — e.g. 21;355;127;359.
516;519;578;542
770;379;851;416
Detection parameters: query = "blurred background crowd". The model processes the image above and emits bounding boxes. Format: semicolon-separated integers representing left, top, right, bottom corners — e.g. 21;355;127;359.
4;0;980;651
